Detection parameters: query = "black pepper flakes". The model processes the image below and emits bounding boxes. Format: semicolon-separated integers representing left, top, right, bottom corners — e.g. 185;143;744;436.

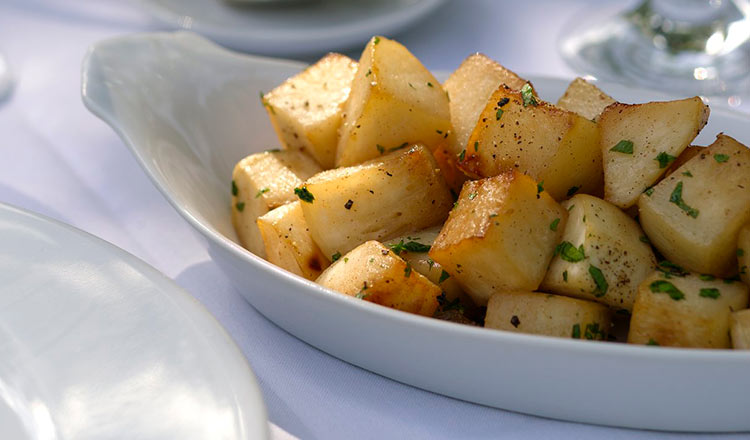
510;315;520;328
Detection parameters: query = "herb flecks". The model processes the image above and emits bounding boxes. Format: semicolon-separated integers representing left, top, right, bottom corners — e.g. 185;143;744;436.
589;265;608;297
255;187;269;198
699;288;720;299
714;153;730;163
388;240;431;254
235;202;245;212
331;251;342;262
231;180;238;196
550;218;560;231
521;83;537;107
458;149;466;162
610;140;634;154
294;186;315;203
496;108;504;120
655;151;676;168
567;186;579;197
555;241;585;262
571;323;581;339
438;270;450;283
649;280;685;300
669;181;699;218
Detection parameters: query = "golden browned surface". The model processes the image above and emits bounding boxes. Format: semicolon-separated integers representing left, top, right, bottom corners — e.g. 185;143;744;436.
336;36;451;167
300;144;453;258
627;272;749;348
316;241;440;316
460;85;602;201
429;171;566;305
541;194;656;311
600;97;709;208
556;77;616;121
257;201;329;280
443;53;530;155
485;290;612;339
231;150;322;257
638;134;750;276
264;53;357;169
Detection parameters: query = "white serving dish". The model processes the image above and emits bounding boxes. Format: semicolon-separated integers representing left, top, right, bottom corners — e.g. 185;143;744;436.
0;202;269;440
140;0;446;55
81;31;750;432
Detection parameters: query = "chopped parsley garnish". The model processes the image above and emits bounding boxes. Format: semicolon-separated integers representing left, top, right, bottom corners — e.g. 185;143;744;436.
458;149;466;161
567;186;579;197
427;258;435;270
231;180;238;196
550;218;560;231
649;280;685;300
699;288;720;299
520;83;537;107
571;323;581;339
235;202;245;212
438;270;450;283
644;186;654;196
373;36;380;45
655;151;676;168
436;292;464;312
474;141;479;152
588;265;608;297
365;69;372;77
376;144;385;154
496;108;504;120
610;140;634;154
714;153;730;163
255;187;269;198
657;260;688;277
585;322;604;340
682;170;693;177
647;338;659;346
536;180;544;195
427;82;433;88
639;235;651;244
404;263;412;277
468;192;477;200
294;186;315;203
355;291;367;299
563;270;568;282
388;240;431;254
555;241;585;262
699;274;716;281
669;181;699;218
265;148;281;153
331;251;342;262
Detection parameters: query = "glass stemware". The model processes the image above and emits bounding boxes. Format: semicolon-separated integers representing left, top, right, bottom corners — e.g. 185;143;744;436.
560;0;750;97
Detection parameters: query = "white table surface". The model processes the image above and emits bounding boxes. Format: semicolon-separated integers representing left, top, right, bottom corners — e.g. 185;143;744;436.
1;1;748;439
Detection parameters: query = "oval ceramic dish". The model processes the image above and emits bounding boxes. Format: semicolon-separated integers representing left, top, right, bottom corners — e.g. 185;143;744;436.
0;202;268;440
81;31;750;432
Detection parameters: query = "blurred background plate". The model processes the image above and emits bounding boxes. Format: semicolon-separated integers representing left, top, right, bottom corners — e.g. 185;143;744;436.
0;203;268;440
139;0;447;55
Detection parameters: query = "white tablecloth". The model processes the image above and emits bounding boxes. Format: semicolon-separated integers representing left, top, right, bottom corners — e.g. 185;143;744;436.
1;1;748;439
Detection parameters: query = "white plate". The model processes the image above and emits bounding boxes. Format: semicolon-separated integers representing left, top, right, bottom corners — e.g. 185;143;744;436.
140;0;446;55
81;31;750;432
0;202;269;440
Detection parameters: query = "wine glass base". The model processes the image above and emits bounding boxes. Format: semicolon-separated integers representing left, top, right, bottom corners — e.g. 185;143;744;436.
0;52;12;102
560;4;750;97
